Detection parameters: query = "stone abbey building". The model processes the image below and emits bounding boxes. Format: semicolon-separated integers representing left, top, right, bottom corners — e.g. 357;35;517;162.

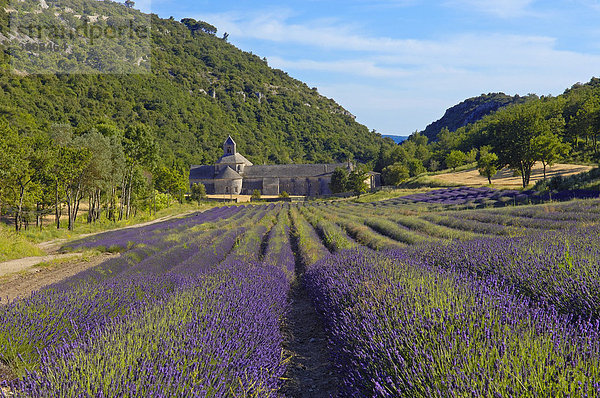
189;136;380;196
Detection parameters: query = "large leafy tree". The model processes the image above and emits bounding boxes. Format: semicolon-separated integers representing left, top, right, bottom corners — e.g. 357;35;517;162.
445;150;467;171
122;124;158;219
347;167;369;197
382;163;410;186
489;103;546;187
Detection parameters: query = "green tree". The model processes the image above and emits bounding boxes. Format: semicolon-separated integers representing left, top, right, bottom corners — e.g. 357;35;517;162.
59;145;92;231
490;104;545;187
329;167;349;193
477;147;499;184
155;166;189;203
407;158;426;177
190;182;207;203
122;125;158;219
382;163;410;186
446;150;467;171
74;131;115;223
347;167;369;196
251;189;262;201
531;132;571;180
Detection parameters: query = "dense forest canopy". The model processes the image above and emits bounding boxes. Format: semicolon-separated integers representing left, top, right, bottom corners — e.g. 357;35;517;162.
0;0;392;167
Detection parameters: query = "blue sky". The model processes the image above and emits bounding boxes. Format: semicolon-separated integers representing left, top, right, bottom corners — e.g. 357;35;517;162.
138;0;600;136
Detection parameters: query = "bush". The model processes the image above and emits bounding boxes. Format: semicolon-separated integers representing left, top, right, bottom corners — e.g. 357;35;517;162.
190;183;207;202
251;189;262;201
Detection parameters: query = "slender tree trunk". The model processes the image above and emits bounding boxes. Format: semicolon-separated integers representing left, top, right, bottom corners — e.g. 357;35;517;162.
16;183;26;232
119;173;127;221
126;173;133;219
543;162;547;180
55;180;61;229
109;186;115;222
88;194;93;223
95;189;102;222
66;190;73;231
73;182;83;225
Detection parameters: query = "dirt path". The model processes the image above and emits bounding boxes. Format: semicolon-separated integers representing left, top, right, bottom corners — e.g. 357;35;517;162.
280;222;339;397
0;210;198;283
0;252;119;302
279;279;340;397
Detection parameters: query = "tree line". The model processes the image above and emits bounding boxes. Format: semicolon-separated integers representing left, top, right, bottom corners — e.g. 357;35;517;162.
0;121;189;232
376;77;600;188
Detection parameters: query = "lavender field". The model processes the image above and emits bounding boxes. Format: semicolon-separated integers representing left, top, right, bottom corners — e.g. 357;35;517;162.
2;198;600;397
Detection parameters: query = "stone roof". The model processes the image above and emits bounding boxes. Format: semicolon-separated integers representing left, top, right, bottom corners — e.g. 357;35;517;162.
189;165;215;180
217;153;253;166
224;135;236;146
215;166;242;180
244;163;350;178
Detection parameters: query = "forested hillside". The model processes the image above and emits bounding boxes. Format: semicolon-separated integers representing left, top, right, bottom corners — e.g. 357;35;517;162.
0;0;394;231
377;78;600;188
0;0;390;166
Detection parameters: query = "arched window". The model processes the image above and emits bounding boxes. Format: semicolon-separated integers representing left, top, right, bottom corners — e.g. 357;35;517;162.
225;186;229;193
227;147;232;154
234;186;238;193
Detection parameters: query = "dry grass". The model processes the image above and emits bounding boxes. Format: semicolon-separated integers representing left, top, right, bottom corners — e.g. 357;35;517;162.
431;163;593;188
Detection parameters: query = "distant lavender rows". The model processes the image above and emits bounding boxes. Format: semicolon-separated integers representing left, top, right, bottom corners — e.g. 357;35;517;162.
397;186;600;206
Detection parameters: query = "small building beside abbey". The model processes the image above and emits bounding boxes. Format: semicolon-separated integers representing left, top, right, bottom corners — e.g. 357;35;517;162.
189;136;380;196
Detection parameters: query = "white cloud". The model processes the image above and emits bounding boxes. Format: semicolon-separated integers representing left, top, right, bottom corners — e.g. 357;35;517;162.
444;0;538;18
191;8;600;133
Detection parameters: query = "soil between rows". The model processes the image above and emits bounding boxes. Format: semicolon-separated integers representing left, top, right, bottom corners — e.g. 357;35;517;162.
279;279;339;398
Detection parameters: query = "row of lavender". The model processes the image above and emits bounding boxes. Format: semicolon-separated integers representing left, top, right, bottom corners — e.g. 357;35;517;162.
1;204;297;397
305;243;600;396
291;199;600;395
320;198;600;247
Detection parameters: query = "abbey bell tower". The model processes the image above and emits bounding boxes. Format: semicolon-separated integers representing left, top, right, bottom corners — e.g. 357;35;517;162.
223;135;236;155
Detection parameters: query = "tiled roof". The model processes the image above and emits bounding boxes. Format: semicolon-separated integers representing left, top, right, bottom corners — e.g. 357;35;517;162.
244;163;350;178
224;135;236;145
215;166;242;180
217;153;253;166
189;165;215;179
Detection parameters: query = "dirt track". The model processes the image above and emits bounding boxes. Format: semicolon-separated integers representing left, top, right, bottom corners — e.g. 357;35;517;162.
0;211;196;302
0;252;119;302
431;162;593;187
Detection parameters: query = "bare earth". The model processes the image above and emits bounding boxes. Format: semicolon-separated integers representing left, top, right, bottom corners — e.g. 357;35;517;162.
0;211;196;302
279;279;340;397
431;162;593;187
0;252;119;302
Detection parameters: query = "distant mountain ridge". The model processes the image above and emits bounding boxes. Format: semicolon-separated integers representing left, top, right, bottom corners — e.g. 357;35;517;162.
421;93;537;141
382;135;408;144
